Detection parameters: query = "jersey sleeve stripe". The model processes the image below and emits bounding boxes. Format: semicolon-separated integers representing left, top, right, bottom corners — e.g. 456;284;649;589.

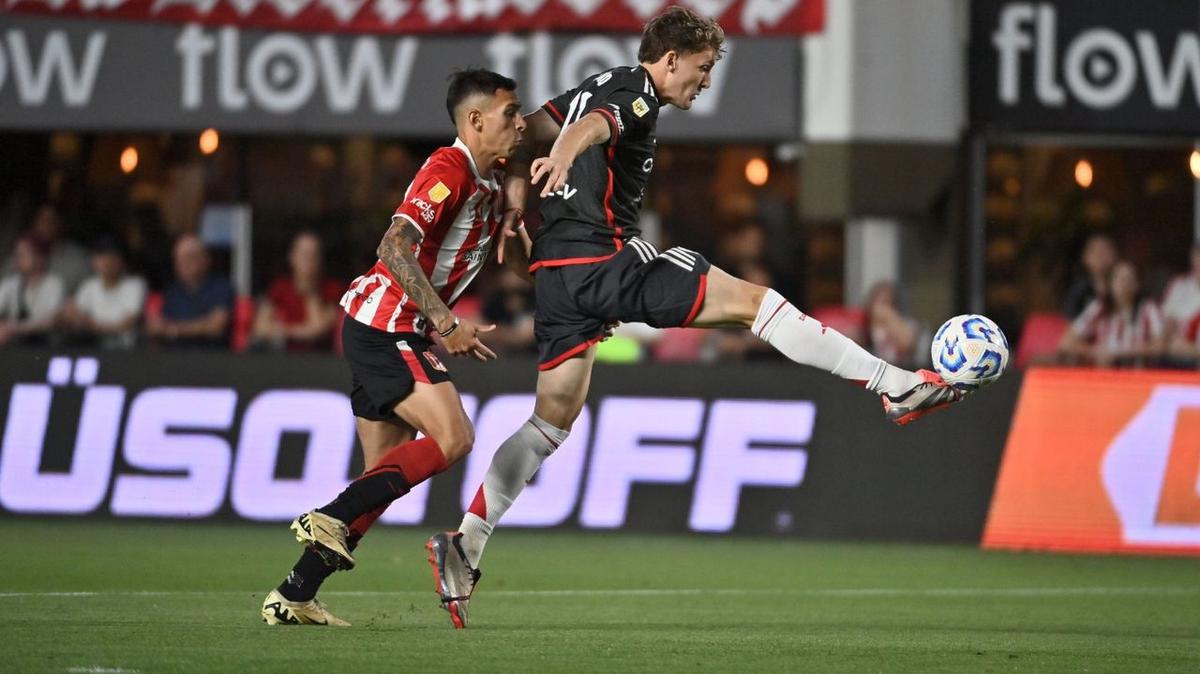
592;107;620;145
544;101;565;124
393;212;425;239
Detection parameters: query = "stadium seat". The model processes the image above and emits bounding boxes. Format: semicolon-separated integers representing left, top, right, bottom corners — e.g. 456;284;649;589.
652;328;707;362
231;296;256;353
1014;312;1068;369
809;305;866;344
143;290;163;322
453;294;484;323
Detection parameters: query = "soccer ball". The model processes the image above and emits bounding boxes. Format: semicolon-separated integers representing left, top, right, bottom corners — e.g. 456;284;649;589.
930;314;1009;390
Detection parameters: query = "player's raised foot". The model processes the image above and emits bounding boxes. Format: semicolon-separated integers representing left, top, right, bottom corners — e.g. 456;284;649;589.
882;369;964;426
290;511;355;570
426;531;482;629
260;589;350;626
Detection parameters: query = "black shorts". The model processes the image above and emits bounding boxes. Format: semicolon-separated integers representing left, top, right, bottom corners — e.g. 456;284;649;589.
341;317;452;421
533;238;710;370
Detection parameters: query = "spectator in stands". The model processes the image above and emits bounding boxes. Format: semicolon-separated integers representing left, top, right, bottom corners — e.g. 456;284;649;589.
1062;232;1117;320
251;231;341;352
715;221;767;272
1059;259;1165;368
480;266;536;355
2;204;90;295
1161;240;1200;344
60;238;147;349
146;234;232;349
0;234;65;346
1167;314;1200;366
861;280;927;369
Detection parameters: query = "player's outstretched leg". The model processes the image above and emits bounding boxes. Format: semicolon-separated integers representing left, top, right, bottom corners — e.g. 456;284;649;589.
695;267;963;424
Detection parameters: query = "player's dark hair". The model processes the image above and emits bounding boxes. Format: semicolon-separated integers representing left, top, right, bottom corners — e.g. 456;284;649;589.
446;69;518;124
638;6;726;64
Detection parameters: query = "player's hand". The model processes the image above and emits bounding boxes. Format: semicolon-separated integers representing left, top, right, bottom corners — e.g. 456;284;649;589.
496;207;524;265
440;319;498;362
531;156;571;198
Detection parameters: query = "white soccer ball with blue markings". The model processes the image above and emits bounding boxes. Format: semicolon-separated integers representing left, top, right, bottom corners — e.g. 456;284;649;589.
930;314;1009;390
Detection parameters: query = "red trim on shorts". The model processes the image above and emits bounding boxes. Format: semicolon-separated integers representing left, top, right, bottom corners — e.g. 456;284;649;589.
539;334;605;371
682;273;708;327
399;347;431;384
544;101;565;124
528;252;618;274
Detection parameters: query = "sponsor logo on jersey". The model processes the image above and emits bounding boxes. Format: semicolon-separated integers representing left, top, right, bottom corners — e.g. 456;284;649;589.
632;97;650;117
463;242;489;265
429;181;451;204
608;104;625;134
409;197;436;223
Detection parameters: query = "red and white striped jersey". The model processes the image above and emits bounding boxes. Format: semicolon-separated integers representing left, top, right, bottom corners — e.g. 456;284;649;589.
341;138;502;334
1071;298;1165;353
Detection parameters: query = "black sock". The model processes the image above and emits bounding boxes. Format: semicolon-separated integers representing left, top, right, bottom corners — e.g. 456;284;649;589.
315;469;410;524
277;547;335;602
277;532;370;603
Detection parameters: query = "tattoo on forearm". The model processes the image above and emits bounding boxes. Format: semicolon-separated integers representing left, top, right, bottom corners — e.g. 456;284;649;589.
377;220;451;329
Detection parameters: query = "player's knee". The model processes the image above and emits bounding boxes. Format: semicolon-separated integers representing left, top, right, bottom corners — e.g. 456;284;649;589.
535;390;583;430
728;280;767;326
432;421;474;463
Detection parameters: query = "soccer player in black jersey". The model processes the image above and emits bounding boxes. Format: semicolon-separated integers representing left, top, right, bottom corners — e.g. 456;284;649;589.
427;6;966;628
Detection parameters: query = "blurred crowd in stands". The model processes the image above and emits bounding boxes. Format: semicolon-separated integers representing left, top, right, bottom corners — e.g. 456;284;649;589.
4;201;1200;371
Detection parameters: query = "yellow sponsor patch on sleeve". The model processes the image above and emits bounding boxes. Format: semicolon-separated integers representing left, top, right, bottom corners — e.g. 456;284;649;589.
428;181;451;204
632;97;649;118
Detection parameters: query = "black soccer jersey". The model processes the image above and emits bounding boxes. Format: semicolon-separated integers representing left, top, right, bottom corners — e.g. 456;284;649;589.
531;65;661;270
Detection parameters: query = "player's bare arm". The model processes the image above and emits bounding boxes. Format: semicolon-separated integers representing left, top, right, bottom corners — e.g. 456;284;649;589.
500;221;533;281
498;109;559;264
531;111;611;197
377;219;496;361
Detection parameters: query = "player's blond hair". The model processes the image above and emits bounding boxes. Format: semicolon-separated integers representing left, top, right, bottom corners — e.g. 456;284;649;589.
638;6;727;63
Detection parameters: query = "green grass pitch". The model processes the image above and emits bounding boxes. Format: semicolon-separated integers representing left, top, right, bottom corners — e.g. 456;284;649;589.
2;520;1197;672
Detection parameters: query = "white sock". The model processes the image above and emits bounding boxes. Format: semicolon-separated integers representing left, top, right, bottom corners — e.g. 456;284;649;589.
458;414;569;567
751;289;920;396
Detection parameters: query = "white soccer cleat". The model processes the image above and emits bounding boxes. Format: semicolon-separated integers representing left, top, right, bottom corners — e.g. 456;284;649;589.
426;531;482;629
260;589;350;626
881;369;964;426
290;511;355;570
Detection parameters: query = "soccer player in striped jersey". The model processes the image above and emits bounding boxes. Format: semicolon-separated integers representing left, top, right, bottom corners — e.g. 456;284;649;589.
430;7;967;628
261;69;530;627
